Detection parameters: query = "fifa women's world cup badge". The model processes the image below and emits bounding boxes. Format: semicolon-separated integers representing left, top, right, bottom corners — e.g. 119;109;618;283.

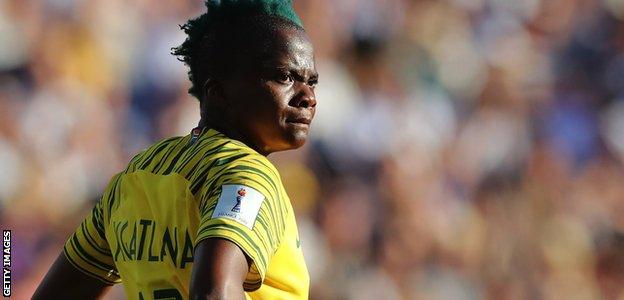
231;188;246;213
213;185;264;229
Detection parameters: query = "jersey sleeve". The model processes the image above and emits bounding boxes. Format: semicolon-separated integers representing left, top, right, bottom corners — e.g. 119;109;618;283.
64;175;121;285
195;155;288;291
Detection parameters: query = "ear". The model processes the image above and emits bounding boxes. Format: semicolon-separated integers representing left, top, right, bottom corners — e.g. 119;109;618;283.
202;79;228;108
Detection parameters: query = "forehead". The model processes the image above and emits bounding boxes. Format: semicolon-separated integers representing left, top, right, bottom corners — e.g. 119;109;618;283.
254;28;316;71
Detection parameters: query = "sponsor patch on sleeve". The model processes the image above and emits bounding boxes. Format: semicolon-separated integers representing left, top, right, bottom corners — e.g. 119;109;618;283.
211;185;265;229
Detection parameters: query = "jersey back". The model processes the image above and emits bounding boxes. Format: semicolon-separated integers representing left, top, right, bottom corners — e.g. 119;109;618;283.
63;128;309;299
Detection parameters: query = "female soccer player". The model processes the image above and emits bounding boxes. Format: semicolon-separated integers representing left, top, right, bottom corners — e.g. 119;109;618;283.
33;1;317;299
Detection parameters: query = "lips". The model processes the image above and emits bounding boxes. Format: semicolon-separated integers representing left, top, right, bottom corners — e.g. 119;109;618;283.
286;117;312;125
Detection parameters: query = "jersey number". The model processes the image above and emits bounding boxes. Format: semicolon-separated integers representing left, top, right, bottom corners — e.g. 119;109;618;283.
139;288;182;300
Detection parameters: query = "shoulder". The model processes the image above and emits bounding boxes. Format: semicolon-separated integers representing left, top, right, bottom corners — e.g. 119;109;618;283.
219;144;281;187
208;133;281;184
190;130;283;199
124;135;186;173
140;135;185;156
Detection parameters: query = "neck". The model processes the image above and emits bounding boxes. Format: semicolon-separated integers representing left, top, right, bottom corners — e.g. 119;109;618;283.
198;118;270;156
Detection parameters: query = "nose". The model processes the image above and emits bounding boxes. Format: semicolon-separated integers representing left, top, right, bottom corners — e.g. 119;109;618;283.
291;83;317;109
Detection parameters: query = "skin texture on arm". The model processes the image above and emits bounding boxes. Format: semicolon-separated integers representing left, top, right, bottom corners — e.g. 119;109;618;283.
190;238;250;300
32;252;112;299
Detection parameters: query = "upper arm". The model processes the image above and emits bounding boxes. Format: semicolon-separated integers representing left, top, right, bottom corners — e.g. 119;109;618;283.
189;238;249;300
33;252;112;299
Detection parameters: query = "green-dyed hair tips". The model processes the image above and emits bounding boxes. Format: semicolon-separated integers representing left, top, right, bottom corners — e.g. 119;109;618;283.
205;0;303;28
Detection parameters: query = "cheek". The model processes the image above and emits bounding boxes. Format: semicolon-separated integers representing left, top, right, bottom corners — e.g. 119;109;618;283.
234;85;277;114
262;85;292;119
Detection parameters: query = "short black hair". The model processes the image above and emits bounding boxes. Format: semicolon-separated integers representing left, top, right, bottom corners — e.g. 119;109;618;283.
172;13;304;101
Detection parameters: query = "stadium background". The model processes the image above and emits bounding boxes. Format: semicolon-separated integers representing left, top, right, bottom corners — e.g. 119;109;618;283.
2;0;624;299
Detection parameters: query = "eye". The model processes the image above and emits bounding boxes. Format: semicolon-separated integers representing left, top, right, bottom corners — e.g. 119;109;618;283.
276;72;294;85
308;78;318;87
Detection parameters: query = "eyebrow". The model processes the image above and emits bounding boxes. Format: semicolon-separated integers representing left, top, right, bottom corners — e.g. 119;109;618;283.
290;68;319;83
263;63;318;80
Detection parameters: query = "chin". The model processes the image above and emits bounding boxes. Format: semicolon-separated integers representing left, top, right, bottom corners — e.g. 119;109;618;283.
278;130;308;151
290;130;309;147
261;128;310;154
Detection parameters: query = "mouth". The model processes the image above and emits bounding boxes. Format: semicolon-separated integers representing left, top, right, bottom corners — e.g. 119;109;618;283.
286;117;312;126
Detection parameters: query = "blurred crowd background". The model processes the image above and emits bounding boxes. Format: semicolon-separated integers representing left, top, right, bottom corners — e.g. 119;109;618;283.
2;0;624;299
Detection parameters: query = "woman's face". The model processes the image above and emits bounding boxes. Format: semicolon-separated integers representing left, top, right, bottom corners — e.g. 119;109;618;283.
219;27;318;155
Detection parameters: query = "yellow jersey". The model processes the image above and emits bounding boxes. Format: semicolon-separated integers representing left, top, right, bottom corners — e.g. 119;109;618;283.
64;127;309;299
